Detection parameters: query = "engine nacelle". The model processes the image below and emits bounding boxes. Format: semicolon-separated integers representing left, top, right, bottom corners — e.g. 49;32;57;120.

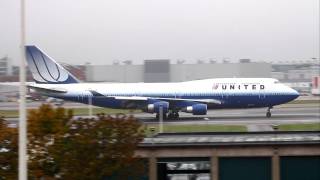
182;104;207;115
147;101;169;113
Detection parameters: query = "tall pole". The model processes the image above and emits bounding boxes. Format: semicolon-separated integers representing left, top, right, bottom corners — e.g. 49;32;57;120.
19;0;27;179
159;105;163;133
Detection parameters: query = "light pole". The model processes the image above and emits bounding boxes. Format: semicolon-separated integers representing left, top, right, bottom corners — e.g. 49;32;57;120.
19;0;27;179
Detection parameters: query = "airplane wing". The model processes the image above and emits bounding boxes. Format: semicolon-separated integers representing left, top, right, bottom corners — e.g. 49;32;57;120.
89;90;221;105
155;97;221;104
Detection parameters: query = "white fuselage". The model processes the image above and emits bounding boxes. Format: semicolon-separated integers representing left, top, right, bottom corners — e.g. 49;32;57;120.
31;78;299;110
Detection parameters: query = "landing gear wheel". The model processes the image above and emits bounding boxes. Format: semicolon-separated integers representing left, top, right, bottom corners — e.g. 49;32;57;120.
173;112;179;119
167;112;174;119
167;111;179;120
266;107;272;118
266;111;271;118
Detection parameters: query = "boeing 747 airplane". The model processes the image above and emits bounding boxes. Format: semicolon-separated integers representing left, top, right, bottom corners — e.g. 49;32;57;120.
25;46;299;119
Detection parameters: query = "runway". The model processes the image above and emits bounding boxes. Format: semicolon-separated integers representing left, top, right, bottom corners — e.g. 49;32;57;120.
2;101;319;131
136;105;319;131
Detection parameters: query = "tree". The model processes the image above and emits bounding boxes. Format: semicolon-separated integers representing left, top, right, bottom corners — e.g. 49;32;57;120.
50;113;146;179
27;104;146;179
0;117;18;180
27;104;73;178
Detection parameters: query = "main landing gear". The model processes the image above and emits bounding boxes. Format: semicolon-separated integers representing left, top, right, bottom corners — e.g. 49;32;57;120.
266;107;272;118
156;111;179;120
168;111;179;119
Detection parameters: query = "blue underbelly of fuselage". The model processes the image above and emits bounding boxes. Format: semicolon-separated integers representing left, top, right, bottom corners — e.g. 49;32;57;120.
54;93;298;110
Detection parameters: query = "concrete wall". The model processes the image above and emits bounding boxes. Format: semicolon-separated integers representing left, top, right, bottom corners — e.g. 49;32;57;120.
144;60;170;82
85;62;271;82
170;63;271;82
85;65;143;82
0;56;10;76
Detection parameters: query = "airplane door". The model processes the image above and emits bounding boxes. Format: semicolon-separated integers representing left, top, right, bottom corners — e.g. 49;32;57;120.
175;86;182;99
259;84;266;99
175;90;182;99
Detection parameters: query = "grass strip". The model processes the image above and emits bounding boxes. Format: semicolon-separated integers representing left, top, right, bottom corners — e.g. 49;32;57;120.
144;124;247;136
278;123;320;131
0;108;140;118
0;110;20;118
70;108;140;116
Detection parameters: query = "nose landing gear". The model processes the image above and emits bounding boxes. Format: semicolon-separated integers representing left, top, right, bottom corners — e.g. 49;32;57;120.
266;107;272;118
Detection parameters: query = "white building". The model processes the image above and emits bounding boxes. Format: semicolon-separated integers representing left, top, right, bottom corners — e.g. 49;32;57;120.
0;56;11;76
271;62;320;92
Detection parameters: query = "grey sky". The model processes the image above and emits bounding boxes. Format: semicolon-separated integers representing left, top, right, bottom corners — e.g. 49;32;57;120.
0;0;319;65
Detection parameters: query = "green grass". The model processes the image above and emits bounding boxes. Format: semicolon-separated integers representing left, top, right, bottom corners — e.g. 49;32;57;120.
144;124;247;136
0;108;140;118
278;123;320;131
0;110;20;118
69;108;140;116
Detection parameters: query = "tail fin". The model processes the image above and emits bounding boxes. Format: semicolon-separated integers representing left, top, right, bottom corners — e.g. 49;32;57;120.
25;45;79;84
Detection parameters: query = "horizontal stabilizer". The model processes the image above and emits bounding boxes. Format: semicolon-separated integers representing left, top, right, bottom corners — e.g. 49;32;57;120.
28;85;67;94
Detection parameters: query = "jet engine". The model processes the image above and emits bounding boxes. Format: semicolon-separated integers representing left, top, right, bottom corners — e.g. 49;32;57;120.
147;101;169;113
182;104;207;115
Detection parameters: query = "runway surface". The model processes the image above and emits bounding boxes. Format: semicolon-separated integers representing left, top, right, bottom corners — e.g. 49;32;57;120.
137;106;319;130
2;101;319;131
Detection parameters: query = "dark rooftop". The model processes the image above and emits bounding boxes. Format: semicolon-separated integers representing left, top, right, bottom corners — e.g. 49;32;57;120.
140;131;320;147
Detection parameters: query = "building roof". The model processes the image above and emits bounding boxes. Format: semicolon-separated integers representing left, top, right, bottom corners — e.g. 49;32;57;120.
140;131;320;147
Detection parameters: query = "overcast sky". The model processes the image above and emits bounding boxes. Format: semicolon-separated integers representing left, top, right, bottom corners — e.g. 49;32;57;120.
0;0;319;65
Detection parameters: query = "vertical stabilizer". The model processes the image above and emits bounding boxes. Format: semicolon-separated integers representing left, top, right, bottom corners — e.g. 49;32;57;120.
25;45;79;84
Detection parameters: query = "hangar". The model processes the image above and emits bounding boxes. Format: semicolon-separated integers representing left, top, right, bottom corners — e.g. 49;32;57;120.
136;131;320;180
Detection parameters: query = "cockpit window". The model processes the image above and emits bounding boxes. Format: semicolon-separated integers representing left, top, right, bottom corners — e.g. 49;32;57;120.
274;80;280;84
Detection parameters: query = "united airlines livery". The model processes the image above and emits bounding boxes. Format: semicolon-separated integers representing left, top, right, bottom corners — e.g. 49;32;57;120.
25;45;299;119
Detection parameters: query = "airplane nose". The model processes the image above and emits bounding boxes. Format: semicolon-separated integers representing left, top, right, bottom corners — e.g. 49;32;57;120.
290;88;300;100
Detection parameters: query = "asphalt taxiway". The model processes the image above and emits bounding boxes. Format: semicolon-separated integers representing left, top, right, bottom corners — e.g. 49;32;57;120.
136;105;319;131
